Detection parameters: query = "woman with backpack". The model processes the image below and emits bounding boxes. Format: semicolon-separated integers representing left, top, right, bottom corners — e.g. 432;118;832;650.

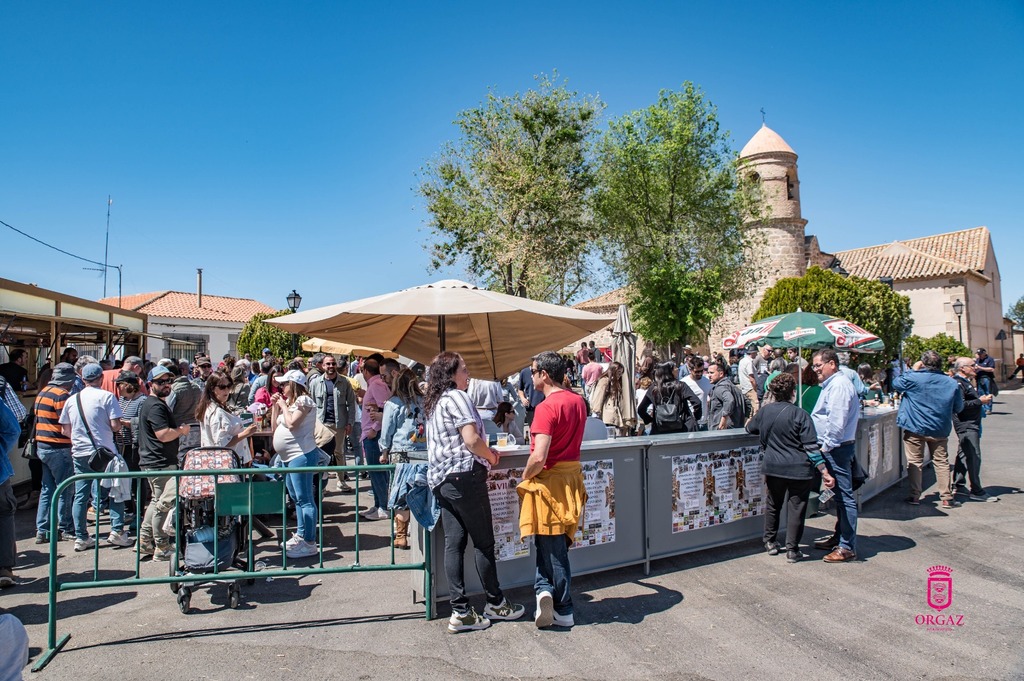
380;368;428;549
588;362;631;436
637;362;702;435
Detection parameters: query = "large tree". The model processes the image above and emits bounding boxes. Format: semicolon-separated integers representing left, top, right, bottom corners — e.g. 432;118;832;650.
754;266;913;363
238;311;307;360
1007;294;1024;329
419;74;603;304
594;83;759;345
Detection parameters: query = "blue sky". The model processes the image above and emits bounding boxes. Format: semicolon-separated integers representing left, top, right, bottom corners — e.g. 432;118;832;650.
2;2;1022;315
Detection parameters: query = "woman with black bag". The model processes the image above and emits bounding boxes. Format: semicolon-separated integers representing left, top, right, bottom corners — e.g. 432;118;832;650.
637;362;701;435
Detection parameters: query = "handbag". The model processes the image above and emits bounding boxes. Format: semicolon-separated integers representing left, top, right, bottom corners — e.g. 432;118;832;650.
314;419;337;448
21;437;38;460
77;392;118;473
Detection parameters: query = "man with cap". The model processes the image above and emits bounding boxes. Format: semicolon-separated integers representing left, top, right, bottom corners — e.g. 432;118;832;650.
59;363;134;551
138;365;191;560
193;355;214;391
100;355;145;397
31;363;77;544
974;348;996;414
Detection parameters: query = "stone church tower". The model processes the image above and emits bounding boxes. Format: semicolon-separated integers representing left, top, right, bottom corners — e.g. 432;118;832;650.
710;124;807;349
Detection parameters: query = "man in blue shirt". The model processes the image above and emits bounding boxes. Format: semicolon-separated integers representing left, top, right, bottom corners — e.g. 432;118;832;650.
810;349;861;563
0;399;21;587
894;350;964;509
974;349;996;415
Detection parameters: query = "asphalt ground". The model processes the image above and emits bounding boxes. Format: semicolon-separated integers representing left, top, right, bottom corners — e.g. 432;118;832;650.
3;390;1023;680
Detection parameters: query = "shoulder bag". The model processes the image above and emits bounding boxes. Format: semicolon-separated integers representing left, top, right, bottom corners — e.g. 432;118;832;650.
77;392;117;473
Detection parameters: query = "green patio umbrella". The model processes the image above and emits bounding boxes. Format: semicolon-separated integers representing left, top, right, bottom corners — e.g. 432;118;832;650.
722;309;885;354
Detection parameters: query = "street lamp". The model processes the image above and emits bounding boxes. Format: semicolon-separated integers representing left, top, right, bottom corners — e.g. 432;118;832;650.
952;298;964;343
286;289;302;357
879;276;894;290
830;261;849;278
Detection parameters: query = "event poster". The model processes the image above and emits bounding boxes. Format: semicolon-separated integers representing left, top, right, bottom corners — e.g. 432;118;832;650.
882;422;896;474
868;424;881;479
671;447;764;533
486;467;530;562
572;459;616;549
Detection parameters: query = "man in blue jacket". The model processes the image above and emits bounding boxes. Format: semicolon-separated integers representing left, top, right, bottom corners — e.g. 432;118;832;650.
893;350;964;509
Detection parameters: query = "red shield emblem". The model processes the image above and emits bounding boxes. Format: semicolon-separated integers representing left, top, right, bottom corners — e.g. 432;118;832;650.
926;566;953;611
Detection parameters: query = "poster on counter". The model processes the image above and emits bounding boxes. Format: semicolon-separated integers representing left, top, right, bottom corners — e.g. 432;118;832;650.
486;467;530;562
868;424;881;479
571;459;616;549
671;447;764;533
882;422;896;474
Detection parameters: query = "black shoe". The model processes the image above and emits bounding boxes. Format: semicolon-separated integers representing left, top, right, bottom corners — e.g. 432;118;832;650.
813;535;839;551
787;550;806;563
764;541;781;556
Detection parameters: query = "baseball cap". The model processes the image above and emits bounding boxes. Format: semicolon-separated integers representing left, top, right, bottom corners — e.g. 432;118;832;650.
81;363;103;381
274;369;307;386
975;348;986;354
196;357;212;367
148;365;173;382
114;370;139;385
262;348;272;355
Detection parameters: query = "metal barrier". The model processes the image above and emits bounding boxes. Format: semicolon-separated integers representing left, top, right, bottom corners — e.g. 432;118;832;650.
33;464;433;672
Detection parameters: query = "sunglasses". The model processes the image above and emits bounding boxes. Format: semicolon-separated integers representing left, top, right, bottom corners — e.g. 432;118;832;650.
151;379;171;386
215;383;231;389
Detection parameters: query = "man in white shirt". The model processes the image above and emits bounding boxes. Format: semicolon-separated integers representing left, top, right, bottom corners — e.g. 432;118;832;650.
738;346;759;419
682;358;713;430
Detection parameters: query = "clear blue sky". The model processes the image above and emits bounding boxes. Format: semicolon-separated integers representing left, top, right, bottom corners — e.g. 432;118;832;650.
3;2;1022;315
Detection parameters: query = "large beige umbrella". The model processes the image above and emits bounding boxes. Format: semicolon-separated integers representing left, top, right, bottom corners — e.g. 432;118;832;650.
268;279;615;379
611;304;637;429
301;337;398;358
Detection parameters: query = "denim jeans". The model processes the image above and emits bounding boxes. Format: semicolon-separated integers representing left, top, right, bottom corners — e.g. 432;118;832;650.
823;443;858;553
433;463;504;613
72;456;125;539
977;375;993;414
362;435;389;510
36;443;74;536
535;533;574;616
285;451;320;542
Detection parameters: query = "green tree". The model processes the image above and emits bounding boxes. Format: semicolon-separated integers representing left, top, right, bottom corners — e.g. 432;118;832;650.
902;334;971;369
594;83;760;345
754;266;913;363
1007;294;1024;329
238;310;307;359
419;73;603;304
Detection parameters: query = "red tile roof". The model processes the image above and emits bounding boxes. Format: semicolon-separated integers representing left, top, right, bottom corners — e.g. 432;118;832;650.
573;288;628;313
99;291;276;323
834;226;992;282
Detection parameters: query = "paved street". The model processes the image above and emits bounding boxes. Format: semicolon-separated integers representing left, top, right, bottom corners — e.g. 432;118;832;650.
4;391;1023;680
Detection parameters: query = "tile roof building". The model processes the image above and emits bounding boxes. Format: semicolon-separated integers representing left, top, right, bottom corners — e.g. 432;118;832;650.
99;290;276;362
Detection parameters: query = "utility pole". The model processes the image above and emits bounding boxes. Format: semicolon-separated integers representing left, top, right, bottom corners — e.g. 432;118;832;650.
103;196;112;297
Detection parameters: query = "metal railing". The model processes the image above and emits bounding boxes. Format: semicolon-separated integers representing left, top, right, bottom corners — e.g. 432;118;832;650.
34;464;432;671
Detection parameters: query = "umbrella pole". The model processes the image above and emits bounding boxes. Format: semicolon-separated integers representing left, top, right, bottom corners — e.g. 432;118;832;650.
438;314;446;352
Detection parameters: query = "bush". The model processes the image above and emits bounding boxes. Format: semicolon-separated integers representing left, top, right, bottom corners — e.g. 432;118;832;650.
902;334;971;370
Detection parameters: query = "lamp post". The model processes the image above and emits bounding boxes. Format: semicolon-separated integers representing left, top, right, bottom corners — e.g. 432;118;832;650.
995;329;1007;380
952;298;964;343
286;289;302;358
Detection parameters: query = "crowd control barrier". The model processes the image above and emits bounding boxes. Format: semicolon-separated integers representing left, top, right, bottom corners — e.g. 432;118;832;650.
33;464;432;672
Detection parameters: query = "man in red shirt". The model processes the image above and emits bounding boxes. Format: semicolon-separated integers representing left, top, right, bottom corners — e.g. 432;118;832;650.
518;350;587;629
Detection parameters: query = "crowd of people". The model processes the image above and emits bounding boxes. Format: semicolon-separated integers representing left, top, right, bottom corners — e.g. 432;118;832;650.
0;338;1007;640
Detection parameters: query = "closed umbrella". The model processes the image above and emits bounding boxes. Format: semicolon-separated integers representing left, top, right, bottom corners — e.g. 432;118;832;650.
611;304;637;431
301;338;398;359
268;279;615;380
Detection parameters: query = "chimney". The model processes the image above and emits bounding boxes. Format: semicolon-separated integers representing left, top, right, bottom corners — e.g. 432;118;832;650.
197;268;203;308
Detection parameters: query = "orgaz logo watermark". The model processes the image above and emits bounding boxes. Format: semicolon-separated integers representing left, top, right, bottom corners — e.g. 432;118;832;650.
914;566;966;631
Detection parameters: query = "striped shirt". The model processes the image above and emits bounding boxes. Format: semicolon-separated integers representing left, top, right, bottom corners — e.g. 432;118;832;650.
33;385;71;446
426;389;487;489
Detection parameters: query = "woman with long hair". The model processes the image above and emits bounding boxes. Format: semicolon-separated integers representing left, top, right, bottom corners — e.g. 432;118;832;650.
424;351;524;633
253;365;282;408
195;370;257;464
270;369;319;559
492;401;524;442
588;361;630;436
380;368;428;549
798;362;821;414
635;355;655;388
637;362;701;434
746;372;835;562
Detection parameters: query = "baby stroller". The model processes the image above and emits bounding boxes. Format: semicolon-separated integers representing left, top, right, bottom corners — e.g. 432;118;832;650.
170;446;252;613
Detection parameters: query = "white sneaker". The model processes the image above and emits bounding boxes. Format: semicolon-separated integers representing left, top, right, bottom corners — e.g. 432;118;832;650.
107;531;135;548
361;507;389;520
283;533;305;550
552;611;574;627
285;540;318;559
74;537;96;552
535;591;554;628
335;480;353;493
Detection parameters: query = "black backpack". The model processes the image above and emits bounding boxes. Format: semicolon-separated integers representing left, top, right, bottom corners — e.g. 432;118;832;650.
655;386;692;432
